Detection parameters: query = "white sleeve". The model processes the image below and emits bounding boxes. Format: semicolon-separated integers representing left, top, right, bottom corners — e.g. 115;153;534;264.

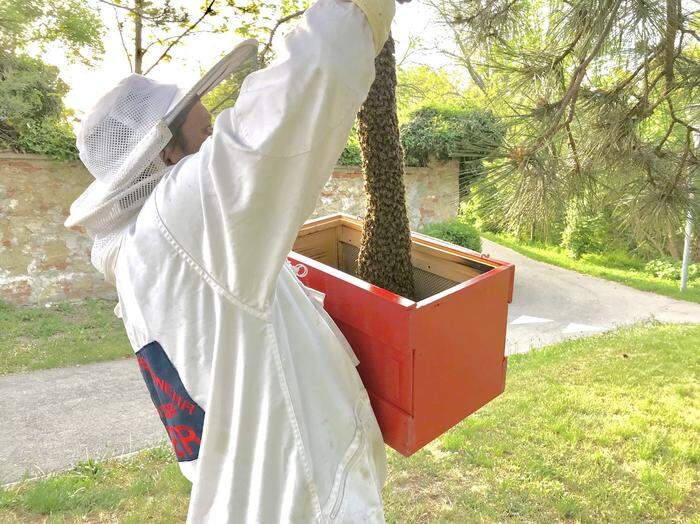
156;0;389;312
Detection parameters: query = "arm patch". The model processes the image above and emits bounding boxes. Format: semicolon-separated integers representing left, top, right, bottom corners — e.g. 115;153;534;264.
136;341;205;462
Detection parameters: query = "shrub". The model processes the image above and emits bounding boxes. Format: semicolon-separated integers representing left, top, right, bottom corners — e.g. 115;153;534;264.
420;219;482;252
644;258;700;282
338;126;362;166
0;52;78;160
561;201;604;259
459;180;504;233
16;116;78;160
400;105;502;168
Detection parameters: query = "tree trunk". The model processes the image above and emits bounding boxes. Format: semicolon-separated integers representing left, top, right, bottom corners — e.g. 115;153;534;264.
667;221;680;259
134;0;144;74
356;35;416;300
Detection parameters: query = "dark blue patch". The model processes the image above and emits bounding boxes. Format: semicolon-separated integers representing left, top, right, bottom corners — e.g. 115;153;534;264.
136;341;205;462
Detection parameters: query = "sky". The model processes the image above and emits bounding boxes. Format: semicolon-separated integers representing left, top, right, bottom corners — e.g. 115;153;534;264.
39;1;451;121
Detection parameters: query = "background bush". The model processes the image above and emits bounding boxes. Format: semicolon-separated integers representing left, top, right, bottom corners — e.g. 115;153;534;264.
338;127;362;166
561;201;605;259
400;105;501;168
338;104;502;170
644;258;700;282
420;219;482;252
0;52;78;160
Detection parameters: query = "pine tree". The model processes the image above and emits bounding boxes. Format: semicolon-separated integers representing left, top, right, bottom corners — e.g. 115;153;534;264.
427;0;700;257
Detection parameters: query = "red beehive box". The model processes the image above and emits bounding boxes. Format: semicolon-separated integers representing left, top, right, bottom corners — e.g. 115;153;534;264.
288;213;514;456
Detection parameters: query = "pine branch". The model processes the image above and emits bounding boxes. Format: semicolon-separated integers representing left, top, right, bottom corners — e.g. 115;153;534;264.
533;0;624;150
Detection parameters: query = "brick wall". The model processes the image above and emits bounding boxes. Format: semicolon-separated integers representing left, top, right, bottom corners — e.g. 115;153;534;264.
0;154;458;305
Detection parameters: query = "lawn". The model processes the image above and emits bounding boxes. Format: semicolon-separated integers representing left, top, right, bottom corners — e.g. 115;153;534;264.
0;299;131;375
483;232;700;304
1;323;698;522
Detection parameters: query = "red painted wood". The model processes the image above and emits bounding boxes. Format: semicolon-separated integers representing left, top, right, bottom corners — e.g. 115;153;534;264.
287;222;514;456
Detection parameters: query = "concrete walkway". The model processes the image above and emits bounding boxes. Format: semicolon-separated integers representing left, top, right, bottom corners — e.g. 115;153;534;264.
2;240;699;484
481;239;700;354
0;359;164;484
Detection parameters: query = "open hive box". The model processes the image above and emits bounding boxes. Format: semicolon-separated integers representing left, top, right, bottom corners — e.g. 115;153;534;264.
288;213;515;455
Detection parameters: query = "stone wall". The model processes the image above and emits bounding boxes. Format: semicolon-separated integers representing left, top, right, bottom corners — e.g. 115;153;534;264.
313;161;459;230
1;154;458;305
0;154;116;305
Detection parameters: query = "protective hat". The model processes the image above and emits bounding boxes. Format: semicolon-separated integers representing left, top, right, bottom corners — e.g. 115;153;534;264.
66;39;258;272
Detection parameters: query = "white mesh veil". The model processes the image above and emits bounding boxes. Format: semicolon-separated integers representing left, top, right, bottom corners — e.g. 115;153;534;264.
66;74;180;273
66;39;258;277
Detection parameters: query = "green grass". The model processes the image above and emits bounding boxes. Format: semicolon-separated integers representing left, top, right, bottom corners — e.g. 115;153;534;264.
483;232;700;304
2;323;698;522
0;299;132;375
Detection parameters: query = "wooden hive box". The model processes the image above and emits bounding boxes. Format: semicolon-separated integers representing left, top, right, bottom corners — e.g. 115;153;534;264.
287;213;514;455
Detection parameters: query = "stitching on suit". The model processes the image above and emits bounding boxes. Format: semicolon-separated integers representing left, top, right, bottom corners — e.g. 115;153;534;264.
153;198;270;321
266;322;324;521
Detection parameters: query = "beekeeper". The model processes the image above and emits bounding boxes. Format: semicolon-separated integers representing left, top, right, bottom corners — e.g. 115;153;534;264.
65;0;397;521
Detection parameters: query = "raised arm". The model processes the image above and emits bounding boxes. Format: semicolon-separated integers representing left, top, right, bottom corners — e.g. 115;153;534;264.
156;0;395;312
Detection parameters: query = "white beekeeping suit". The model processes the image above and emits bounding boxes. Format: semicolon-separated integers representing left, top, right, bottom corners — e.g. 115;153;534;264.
66;0;395;521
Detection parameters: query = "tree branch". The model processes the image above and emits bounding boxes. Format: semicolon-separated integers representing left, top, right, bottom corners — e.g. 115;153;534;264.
112;6;133;73
96;0;159;21
142;0;217;75
533;0;623;148
259;9;306;64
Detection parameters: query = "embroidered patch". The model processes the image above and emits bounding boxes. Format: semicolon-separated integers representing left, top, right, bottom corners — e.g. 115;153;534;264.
136;341;204;462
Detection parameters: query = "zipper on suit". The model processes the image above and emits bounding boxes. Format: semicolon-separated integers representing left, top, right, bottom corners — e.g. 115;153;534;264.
328;430;365;520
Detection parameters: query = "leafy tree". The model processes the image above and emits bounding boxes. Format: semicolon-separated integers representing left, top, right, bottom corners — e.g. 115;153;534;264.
396;65;467;117
0;0;104;158
0;0;103;60
104;0;307;75
427;0;700;259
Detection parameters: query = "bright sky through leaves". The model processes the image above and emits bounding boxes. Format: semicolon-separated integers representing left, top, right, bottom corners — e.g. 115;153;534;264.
38;1;445;121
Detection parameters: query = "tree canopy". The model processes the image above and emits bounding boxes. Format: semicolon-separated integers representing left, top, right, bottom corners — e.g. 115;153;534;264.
426;0;700;258
0;0;105;158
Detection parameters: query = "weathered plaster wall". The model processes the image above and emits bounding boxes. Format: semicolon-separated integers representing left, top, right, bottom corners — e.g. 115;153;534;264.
313;161;459;229
0;154;116;305
1;154;458;305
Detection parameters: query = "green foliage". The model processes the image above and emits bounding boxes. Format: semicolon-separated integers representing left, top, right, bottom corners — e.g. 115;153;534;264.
420;218;482;252
15;116;78;160
0;52;77;159
400;105;501;168
459;178;503;233
0;299;131;375
396;66;468;119
645;258;700;282
561;200;604;259
0;0;103;60
425;0;700;261
0;0;103;159
338;126;362;165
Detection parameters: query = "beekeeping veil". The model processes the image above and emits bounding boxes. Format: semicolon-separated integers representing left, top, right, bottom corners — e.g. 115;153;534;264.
66;39;258;280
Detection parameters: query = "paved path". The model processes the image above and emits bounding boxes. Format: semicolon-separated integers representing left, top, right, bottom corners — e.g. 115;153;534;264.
0;359;164;484
2;240;699;484
481;239;700;354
